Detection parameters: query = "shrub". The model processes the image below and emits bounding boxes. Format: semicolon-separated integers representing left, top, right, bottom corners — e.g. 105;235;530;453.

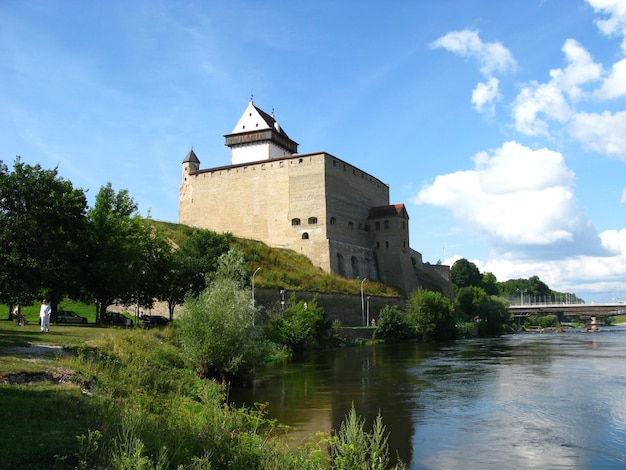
374;305;413;341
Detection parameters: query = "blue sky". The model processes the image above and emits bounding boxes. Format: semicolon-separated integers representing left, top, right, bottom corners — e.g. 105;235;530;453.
2;0;626;302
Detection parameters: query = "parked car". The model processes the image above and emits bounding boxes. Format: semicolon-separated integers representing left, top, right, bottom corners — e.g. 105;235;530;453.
142;315;170;327
57;310;88;324
101;312;133;327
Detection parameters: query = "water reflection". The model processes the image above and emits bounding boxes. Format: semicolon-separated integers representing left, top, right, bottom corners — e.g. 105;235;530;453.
231;328;626;468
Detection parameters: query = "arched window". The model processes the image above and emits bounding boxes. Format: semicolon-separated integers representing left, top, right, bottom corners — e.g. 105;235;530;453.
308;217;318;224
337;253;346;277
330;217;336;225
291;218;301;226
351;256;359;278
302;232;309;239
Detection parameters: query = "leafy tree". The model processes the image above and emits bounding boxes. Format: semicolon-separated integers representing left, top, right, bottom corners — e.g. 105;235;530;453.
374;304;413;341
266;295;332;351
177;248;268;384
451;258;482;291
475;296;511;336
455;286;487;319
482;271;499;295
86;183;152;322
171;229;233;297
0;158;89;317
406;288;457;342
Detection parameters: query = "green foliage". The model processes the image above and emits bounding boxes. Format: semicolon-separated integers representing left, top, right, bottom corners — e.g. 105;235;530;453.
455;286;487;319
524;314;558;329
87;183;154;320
374;305;413;341
406;288;457;342
329;404;390;470
178;276;268;383
0;157;89;313
450;258;482;291
474;296;512;336
266;295;333;351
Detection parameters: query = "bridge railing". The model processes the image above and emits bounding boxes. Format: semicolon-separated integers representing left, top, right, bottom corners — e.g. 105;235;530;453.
504;295;586;307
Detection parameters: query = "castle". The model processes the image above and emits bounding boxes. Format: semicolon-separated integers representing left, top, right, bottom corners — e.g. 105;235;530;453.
179;100;451;296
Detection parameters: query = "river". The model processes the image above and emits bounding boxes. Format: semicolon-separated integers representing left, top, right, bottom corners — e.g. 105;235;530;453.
231;327;626;469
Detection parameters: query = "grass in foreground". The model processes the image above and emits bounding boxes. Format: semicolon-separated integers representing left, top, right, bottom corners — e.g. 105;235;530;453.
0;320;403;469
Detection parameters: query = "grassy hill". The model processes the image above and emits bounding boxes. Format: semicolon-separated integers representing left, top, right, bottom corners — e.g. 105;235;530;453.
152;220;402;297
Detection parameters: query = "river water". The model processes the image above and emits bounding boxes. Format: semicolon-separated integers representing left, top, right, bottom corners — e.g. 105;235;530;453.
231;327;626;469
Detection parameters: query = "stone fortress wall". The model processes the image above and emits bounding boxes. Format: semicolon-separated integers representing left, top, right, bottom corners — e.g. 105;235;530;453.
179;101;450;296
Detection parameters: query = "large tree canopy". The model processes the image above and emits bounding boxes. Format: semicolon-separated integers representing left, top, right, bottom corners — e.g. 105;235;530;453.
86;183;156;321
451;258;483;291
0;158;88;315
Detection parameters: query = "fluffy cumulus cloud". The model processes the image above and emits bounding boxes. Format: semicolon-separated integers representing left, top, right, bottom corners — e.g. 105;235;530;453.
472;77;500;115
413;141;608;258
431;29;515;115
513;39;602;136
568;110;626;159
430;29;517;76
587;0;626;53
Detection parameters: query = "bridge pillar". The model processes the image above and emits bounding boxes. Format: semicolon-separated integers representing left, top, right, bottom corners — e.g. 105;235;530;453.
587;316;600;332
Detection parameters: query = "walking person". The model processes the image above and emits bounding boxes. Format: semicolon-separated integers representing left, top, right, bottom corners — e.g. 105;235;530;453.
40;299;51;332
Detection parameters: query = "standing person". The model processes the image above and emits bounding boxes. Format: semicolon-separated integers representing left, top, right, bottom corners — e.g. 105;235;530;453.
12;304;21;325
40;299;51;332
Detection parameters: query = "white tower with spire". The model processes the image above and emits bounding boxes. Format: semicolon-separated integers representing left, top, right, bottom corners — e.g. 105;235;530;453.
224;100;298;165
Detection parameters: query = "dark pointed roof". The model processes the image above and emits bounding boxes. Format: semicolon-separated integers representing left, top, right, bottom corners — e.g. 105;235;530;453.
183;148;200;164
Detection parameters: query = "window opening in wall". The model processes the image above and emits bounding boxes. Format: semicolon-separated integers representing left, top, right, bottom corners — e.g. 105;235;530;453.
308;217;318;224
375;221;380;230
291;218;301;226
384;220;390;229
376;241;380;249
386;241;389;248
348;222;354;229
330;217;336;225
358;223;362;230
299;158;303;164
351;256;359;278
353;169;356;175
343;164;346;171
337;253;346;277
302;232;309;239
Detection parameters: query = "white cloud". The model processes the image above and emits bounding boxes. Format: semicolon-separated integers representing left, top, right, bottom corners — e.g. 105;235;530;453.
587;0;626;53
430;29;517;76
621;188;626;203
431;30;516;117
512;39;601;136
472;77;500;115
596;58;626;99
413;141;606;258
568;110;626;159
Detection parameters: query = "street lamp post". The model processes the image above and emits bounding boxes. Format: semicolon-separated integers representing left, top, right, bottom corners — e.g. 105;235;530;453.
252;267;261;310
361;278;367;326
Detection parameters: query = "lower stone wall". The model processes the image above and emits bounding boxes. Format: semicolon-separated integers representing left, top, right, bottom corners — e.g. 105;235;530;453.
108;289;406;327
254;288;405;327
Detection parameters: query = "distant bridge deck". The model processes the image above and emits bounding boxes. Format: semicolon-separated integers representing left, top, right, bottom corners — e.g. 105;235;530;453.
509;302;626;318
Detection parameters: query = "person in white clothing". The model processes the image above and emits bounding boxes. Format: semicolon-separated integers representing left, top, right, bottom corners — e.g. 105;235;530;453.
40;299;51;332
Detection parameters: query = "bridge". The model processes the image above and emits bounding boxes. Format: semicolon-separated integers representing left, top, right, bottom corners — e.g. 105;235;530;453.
509;302;626;318
509;302;626;331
